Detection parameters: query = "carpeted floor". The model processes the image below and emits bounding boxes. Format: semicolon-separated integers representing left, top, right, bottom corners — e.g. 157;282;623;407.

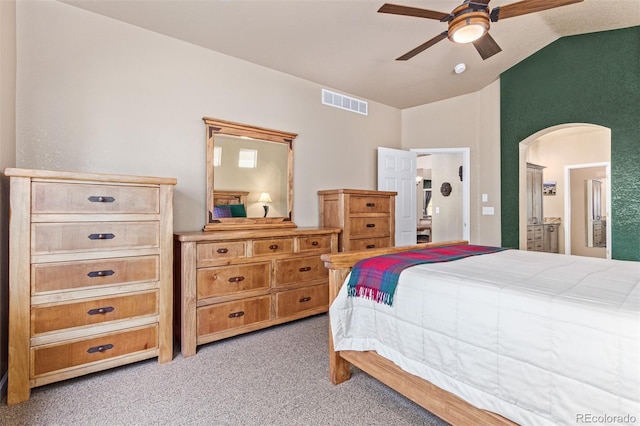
0;314;448;426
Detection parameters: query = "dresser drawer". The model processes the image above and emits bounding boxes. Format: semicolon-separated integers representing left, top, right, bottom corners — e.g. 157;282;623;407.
275;255;327;286
31;324;158;378
197;262;270;299
31;290;158;335
348;196;391;214
253;238;293;256
197;296;271;336
32;222;159;255
32;182;159;214
31;255;158;294
297;235;332;253
276;284;328;319
197;241;246;262
349;217;390;238
348;237;392;251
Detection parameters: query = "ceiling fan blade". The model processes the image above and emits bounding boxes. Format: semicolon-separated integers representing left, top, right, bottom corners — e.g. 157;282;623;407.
396;32;448;61
378;3;449;21
491;0;583;22
472;33;502;60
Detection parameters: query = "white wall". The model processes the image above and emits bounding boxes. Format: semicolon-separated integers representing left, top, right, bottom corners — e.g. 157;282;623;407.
401;80;501;246
15;0;401;231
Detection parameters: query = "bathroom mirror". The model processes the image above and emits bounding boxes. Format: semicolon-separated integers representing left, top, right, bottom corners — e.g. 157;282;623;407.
203;117;297;231
586;178;606;248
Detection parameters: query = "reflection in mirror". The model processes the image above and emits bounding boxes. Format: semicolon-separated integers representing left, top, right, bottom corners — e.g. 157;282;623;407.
214;135;288;218
586;178;606;248
203;117;297;231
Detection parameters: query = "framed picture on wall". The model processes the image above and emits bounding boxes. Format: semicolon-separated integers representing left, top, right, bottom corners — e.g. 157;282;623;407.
543;181;556;196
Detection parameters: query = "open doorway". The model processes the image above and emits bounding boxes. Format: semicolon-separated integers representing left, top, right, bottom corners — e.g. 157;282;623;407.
412;148;470;244
518;124;611;258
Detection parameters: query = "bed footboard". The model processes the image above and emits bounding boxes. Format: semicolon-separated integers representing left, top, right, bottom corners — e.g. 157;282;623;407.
320;240;516;425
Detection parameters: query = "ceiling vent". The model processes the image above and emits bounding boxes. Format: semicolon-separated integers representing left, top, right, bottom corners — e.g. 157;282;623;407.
322;89;368;115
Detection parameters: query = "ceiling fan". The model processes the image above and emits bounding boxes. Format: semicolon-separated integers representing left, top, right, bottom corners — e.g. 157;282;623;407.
378;0;584;60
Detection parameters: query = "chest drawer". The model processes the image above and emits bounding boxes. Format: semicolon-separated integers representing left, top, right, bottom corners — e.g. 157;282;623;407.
32;182;159;214
349;196;391;214
348;237;392;251
31;324;158;378
276;284;328;319
197;262;270;299
31;290;158;335
32;222;159;255
253;238;293;256
349;217;390;238
197;241;246;263
275;255;327;286
197;296;271;336
297;235;332;253
31;255;158;294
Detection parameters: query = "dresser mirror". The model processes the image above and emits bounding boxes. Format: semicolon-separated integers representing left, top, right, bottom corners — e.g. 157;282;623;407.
203;117;297;231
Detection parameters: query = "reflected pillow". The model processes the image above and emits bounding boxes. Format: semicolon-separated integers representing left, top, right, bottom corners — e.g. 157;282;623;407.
228;204;247;218
213;205;232;218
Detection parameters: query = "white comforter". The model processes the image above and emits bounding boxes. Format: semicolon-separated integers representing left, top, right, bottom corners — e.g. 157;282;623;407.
330;249;640;425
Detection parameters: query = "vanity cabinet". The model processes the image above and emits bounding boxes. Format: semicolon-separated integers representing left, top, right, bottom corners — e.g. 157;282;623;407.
5;168;176;405
318;189;396;252
174;227;340;357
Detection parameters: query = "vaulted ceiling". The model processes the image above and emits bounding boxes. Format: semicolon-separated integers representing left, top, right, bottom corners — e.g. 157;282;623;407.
63;0;640;109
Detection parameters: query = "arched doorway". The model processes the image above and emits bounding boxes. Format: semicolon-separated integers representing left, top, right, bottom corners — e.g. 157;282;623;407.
518;124;611;258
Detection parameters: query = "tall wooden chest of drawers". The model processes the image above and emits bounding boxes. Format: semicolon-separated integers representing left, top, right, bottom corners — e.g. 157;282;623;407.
5;168;176;404
174;227;340;357
318;189;396;252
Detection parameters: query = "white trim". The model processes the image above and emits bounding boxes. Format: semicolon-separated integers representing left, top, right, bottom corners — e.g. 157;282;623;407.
410;147;470;242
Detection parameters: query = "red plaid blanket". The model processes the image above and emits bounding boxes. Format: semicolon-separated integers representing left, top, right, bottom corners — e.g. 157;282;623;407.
347;244;507;306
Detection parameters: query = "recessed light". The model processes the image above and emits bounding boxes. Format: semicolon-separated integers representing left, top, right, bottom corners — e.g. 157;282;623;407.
454;63;467;74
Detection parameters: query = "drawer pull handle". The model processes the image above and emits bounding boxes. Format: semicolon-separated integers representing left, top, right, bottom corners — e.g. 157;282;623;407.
311;241;319;246
366;224;375;228
88;196;115;203
299;266;311;272
88;233;115;240
228;276;245;283
87;269;115;278
269;244;279;250
87;343;114;354
217;248;229;254
366;203;375;207
87;306;115;315
299;297;312;303
228;311;245;318
366;244;375;249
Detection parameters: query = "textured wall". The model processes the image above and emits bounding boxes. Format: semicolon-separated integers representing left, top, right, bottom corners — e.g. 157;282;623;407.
501;26;640;260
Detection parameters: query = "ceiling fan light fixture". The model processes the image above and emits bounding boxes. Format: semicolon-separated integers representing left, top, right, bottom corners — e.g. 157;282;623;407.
449;15;489;44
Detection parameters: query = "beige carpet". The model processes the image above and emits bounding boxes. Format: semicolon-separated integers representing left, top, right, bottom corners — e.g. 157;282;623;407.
0;314;447;425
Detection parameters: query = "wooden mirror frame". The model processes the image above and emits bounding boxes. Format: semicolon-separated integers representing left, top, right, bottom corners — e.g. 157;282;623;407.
203;117;298;231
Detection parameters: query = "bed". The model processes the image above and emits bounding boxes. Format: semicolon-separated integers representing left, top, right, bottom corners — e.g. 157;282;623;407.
321;241;639;425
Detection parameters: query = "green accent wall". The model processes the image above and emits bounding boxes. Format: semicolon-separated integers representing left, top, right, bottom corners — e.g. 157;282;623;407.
501;26;640;260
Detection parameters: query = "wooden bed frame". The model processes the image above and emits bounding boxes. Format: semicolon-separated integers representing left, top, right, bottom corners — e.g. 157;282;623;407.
320;240;517;426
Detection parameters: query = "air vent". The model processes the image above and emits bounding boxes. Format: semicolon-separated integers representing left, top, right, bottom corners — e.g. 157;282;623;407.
322;89;368;115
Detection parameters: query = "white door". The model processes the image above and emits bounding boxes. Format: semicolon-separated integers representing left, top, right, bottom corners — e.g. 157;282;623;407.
377;147;417;246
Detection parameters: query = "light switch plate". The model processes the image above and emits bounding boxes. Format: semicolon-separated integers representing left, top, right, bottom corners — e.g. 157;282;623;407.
482;206;494;215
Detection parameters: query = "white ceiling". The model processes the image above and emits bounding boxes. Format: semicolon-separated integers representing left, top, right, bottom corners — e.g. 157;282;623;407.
62;0;640;109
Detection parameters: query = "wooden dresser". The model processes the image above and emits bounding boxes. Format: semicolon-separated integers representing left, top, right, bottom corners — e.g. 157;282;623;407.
318;189;396;251
174;227;340;357
5;168;176;405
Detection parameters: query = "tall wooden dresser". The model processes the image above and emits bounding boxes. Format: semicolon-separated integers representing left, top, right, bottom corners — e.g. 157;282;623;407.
318;189;396;251
174;227;340;357
5;168;176;404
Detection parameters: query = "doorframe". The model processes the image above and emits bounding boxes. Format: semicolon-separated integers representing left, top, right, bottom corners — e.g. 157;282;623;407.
564;162;611;258
410;147;470;242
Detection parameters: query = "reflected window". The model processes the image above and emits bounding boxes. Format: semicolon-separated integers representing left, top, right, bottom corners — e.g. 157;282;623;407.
213;146;222;167
238;149;257;168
